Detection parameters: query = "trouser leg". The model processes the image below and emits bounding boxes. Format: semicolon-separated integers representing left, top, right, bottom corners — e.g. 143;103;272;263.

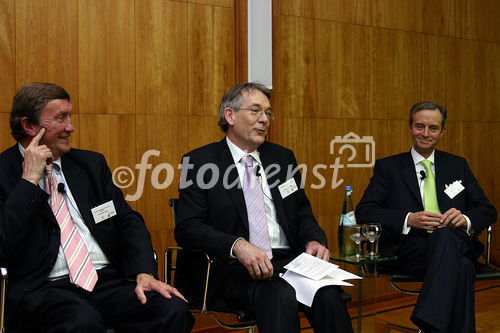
7;279;106;333
90;267;194;333
411;228;476;332
303;285;354;333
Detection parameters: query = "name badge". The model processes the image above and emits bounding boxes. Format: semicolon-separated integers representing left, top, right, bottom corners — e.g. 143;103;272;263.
278;177;298;199
444;180;465;199
91;200;117;224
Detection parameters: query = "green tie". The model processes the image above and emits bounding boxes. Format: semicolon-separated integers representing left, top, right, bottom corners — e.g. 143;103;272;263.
421;160;441;215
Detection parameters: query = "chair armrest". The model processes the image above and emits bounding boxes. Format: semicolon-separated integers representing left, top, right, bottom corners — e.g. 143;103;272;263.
165;247;211;313
1;267;7;332
486;225;492;265
388;273;422;295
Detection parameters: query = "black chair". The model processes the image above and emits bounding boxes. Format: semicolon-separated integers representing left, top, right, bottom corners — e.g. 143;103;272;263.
166;198;258;332
384;225;500;333
166;198;352;332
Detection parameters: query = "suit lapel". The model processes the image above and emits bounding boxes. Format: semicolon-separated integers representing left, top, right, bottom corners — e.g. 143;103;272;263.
258;142;290;234
61;154;95;230
6;145;24;178
434;150;448;209
400;151;424;208
216;140;249;231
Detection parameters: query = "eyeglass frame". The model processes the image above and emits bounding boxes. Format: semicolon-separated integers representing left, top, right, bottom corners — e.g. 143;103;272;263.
234;108;276;120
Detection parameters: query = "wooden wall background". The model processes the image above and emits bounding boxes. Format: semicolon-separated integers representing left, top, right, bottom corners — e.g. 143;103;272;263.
0;0;498;330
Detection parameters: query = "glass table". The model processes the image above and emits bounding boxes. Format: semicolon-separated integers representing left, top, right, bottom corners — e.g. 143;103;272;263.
330;254;397;333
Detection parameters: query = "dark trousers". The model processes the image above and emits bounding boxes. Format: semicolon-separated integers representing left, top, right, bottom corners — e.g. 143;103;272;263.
7;267;194;333
221;249;353;333
384;227;476;333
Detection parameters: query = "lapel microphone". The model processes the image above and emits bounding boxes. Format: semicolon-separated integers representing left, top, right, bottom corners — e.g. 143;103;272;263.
420;170;426;180
57;183;66;194
255;165;261;177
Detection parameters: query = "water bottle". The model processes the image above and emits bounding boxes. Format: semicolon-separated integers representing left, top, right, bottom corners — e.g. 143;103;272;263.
338;185;356;256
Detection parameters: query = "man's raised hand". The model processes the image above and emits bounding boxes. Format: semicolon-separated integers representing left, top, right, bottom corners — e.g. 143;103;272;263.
22;128;53;185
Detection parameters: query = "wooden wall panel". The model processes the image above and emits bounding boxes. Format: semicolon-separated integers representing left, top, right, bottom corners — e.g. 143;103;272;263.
187;4;235;117
443;38;500;122
135;115;188;226
170;0;233;7
15;0;79;107
78;114;137;208
212;6;236;107
136;0;188;116
188;116;225;151
459;0;500;43
78;0;135;115
280;0;500;43
0;0;14;112
135;115;189;277
278;15;317;118
279;15;446;121
438;121;471;158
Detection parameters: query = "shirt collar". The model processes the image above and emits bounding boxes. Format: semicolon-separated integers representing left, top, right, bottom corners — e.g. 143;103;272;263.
411;147;435;166
225;137;262;166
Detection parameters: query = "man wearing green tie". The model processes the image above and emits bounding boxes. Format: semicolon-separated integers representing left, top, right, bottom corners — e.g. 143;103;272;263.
356;101;496;333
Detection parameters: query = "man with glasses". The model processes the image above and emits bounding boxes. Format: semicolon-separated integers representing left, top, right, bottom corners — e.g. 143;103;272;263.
175;82;353;333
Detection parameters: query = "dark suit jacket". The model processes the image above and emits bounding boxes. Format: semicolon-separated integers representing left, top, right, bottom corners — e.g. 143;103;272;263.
0;145;156;312
355;150;496;255
174;139;327;295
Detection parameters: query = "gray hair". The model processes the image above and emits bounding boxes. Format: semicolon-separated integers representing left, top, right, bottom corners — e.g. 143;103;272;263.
218;82;271;132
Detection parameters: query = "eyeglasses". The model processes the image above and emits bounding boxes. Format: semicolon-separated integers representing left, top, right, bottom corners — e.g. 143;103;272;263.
236;108;276;120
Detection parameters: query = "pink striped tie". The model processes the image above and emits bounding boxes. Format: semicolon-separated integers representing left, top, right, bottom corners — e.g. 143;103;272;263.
45;164;98;292
241;155;272;259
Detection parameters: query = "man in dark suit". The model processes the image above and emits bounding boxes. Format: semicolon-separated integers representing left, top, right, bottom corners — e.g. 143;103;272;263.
0;82;194;332
175;82;353;333
356;101;496;333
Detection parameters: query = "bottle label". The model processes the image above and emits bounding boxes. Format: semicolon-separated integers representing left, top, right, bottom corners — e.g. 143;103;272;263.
343;211;356;226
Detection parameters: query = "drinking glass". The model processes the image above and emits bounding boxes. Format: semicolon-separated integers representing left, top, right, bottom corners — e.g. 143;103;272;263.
362;223;382;258
347;225;365;260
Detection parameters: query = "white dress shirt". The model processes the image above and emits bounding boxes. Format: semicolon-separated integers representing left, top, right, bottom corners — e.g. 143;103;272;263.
18;144;110;280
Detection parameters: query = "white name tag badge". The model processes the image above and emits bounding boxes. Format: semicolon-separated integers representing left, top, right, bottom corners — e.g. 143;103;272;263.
444;181;465;199
91;200;117;224
278;177;298;199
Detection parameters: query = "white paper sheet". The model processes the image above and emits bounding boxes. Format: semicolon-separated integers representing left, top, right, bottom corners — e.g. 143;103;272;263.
283;252;339;280
280;253;362;306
